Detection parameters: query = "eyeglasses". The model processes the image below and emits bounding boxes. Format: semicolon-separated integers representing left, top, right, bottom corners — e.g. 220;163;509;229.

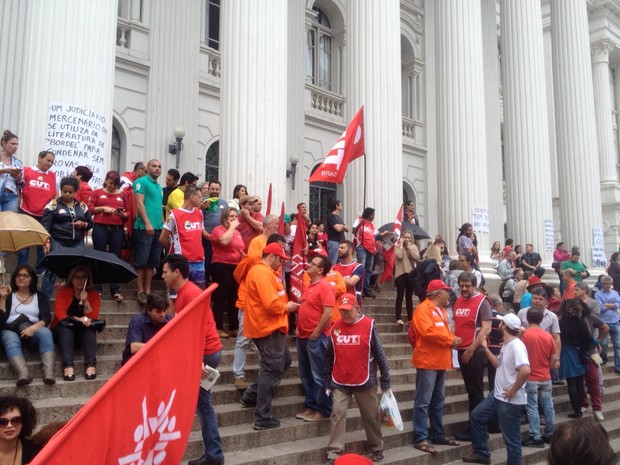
308;262;322;268
15;273;30;279
0;417;22;427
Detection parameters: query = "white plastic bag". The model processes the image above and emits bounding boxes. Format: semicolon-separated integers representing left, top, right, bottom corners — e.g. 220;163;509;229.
379;389;403;431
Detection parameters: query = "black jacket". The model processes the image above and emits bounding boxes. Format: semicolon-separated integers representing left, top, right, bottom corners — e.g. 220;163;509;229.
41;199;93;242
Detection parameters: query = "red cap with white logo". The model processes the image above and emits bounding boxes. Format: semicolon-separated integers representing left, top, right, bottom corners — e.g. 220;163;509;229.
338;293;357;310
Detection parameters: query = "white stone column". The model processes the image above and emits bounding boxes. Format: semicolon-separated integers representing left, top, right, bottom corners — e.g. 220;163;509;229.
551;0;603;265
500;0;554;260
343;0;402;226
592;40;617;184
16;0;117;166
481;0;505;250
146;0;201;175
220;0;288;202
435;0;490;253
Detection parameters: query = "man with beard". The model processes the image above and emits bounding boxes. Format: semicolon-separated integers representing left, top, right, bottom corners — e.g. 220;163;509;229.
332;240;364;305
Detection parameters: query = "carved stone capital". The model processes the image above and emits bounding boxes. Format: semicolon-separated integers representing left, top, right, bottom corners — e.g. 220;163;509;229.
592;39;614;64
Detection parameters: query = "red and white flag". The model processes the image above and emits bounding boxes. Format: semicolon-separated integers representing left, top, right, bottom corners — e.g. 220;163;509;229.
30;285;217;465
380;206;403;284
289;204;308;302
308;106;365;184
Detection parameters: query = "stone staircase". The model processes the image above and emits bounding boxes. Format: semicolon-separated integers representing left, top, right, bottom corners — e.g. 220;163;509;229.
1;286;620;464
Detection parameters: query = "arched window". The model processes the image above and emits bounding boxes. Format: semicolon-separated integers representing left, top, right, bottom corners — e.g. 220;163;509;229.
306;7;333;91
309;165;337;222
205;141;219;182
110;125;121;173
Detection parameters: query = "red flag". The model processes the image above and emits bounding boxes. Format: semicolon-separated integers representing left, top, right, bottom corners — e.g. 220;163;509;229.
30;286;216;465
289;204;307;302
380;206;403;284
277;202;285;235
265;182;272;215
308;106;365;184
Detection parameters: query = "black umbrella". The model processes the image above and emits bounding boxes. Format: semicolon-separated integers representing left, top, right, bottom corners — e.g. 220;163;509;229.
39;246;137;284
378;222;431;240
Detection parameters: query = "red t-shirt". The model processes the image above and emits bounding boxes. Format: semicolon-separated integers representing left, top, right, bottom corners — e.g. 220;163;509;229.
297;277;336;339
210;226;245;264
89;188;128;225
20;167;56;217
175;280;222;355
521;327;556;382
237;212;263;252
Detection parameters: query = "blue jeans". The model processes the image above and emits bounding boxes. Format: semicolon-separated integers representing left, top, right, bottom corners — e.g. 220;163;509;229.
413;369;447;444
525;380;555;440
296;334;332;417
1;327;54;359
233;311;253;378
603;322;620;372
0;191;18;212
197;351;224;462
355;246;374;292
327;240;339;265
470;393;523;465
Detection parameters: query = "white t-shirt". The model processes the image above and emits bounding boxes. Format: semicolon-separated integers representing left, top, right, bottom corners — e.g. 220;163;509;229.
494;337;530;405
8;293;41;324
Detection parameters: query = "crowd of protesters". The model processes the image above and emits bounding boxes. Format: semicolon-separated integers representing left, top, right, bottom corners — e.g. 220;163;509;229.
3;129;620;465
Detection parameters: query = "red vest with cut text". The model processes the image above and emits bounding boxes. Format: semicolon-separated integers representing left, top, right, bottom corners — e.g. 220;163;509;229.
20;167;56;217
331;315;373;386
453;293;487;348
172;207;204;262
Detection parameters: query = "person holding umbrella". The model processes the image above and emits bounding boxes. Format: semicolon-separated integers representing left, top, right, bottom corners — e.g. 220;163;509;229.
0;266;55;386
40;177;93;299
50;266;100;381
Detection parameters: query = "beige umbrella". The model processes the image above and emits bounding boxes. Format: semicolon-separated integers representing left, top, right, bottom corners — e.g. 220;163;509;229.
0;211;50;284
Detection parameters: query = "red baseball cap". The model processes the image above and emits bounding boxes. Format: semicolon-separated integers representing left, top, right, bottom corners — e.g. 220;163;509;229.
338;293;358;310
263;243;289;260
426;279;451;293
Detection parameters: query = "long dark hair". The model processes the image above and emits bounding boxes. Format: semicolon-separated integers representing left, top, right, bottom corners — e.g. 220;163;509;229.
10;265;38;295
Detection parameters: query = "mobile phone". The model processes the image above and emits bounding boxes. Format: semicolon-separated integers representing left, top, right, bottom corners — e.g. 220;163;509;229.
117;208;126;213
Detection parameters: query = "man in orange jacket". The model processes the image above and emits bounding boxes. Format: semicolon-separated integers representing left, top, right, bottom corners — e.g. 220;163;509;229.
240;243;300;430
409;279;462;454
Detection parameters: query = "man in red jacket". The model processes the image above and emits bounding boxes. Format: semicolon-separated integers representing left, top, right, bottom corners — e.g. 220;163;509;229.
162;254;224;465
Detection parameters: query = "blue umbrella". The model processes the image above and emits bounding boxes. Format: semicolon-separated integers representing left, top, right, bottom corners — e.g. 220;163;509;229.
39;246;137;284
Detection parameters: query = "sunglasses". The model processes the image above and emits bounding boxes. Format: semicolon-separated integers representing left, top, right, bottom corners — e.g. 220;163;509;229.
0;416;22;427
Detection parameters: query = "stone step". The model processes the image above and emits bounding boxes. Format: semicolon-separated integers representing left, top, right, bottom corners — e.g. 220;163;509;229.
182;393;620;464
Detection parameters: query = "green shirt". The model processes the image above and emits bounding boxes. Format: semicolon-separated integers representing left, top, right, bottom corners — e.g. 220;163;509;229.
133;175;164;230
561;259;587;282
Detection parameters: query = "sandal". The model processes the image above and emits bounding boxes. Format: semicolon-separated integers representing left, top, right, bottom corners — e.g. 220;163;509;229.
113;293;124;303
414;443;438;455
431;438;460;446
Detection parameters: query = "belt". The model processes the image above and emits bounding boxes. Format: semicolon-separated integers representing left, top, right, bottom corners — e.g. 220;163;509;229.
95;224;124;229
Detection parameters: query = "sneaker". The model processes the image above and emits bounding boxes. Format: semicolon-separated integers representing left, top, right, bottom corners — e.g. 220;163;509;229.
542;436;552;444
552;380;565;385
453;430;472;441
581;406;589;413
368;450;384;462
594;410;605;421
521;437;544;448
568;412;582;419
234;377;249;390
303;412;330;422
462;454;491;464
136;291;148;304
218;330;230;339
295;408;315;420
253;418;280;430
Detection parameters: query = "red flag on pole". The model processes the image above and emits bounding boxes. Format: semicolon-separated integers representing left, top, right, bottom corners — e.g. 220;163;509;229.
307;106;365;184
277;202;285;235
30;286;216;465
289;204;308;302
266;182;272;215
380;205;403;284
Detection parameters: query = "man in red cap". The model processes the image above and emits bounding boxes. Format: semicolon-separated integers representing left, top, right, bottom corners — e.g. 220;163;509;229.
518;276;545;310
240;242;300;430
323;293;390;464
409;280;462;454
